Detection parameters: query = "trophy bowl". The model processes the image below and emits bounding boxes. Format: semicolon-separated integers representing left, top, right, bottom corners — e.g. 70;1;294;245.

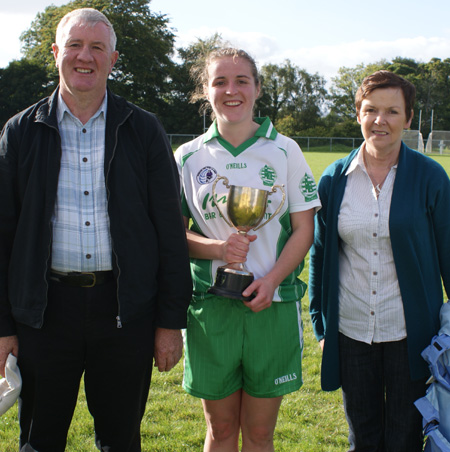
227;185;268;232
208;176;285;301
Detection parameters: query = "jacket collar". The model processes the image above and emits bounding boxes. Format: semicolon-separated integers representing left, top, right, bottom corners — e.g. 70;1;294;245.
34;86;132;130
34;88;60;128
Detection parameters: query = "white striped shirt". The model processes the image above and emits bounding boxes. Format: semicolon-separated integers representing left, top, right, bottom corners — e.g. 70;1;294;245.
51;94;112;272
337;147;407;344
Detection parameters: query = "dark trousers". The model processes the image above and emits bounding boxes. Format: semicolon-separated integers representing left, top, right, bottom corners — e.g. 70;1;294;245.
17;279;155;452
339;333;427;452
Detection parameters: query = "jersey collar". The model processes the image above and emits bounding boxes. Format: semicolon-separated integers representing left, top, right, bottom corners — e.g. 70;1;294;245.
203;117;278;145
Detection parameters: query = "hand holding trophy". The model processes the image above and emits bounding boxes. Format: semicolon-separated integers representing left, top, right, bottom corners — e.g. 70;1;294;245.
208;175;285;301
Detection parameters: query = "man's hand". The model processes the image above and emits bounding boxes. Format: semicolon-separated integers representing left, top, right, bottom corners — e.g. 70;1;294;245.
153;328;183;372
0;335;19;378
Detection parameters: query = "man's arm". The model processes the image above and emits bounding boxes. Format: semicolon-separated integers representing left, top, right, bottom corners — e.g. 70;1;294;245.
0;121;20;376
0;335;19;377
153;328;183;372
146;118;192;330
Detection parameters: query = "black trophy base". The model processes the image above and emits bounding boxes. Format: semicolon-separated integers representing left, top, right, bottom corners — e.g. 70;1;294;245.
208;266;255;301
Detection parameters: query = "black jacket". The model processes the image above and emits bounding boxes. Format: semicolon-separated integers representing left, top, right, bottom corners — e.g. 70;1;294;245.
0;88;192;335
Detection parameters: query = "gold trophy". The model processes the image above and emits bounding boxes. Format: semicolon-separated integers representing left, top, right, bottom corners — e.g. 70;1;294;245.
208;176;286;301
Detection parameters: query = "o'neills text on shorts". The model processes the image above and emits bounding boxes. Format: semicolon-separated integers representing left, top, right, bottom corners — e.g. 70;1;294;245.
274;373;297;385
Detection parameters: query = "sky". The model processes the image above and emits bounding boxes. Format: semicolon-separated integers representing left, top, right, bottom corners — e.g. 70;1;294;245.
1;0;450;82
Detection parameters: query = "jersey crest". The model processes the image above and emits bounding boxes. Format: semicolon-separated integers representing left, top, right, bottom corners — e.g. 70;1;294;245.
197;166;217;185
300;173;318;202
259;165;277;187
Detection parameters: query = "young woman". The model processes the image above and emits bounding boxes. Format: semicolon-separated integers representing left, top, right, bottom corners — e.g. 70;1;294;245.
174;47;320;451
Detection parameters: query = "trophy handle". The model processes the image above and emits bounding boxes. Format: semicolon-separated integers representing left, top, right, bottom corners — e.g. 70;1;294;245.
211;175;234;229
253;184;286;231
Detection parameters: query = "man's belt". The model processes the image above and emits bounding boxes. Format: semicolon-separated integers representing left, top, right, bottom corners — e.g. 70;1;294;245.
49;270;114;288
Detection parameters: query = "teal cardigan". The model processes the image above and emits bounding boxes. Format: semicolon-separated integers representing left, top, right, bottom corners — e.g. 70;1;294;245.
309;143;450;391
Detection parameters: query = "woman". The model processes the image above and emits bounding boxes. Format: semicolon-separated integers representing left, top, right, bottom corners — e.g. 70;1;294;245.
175;48;320;451
309;70;450;451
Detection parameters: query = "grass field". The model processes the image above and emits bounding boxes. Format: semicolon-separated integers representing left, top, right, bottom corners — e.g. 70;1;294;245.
1;152;449;451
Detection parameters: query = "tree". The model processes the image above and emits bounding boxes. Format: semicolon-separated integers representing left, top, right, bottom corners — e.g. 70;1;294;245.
329;60;390;121
0;59;50;128
412;58;450;136
19;0;176;118
258;60;327;134
163;34;226;134
386;57;419;78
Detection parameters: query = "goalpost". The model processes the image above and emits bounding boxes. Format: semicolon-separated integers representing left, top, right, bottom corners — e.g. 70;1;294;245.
402;130;424;153
425;131;450;155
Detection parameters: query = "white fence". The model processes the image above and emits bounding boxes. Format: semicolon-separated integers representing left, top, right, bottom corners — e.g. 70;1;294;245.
167;132;429;153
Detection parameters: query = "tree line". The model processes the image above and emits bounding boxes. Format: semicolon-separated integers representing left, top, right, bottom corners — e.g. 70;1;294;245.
1;0;449;139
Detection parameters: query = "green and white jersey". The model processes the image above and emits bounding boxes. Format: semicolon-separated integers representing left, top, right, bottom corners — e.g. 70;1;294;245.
175;117;321;302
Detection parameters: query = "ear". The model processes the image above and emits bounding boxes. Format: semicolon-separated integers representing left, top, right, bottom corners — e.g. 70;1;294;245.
405;110;414;129
256;82;261;99
356;112;362;125
109;50;119;73
52;43;59;68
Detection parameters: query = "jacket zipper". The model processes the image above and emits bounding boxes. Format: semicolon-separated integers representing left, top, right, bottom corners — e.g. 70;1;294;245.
42;121;62;328
106;109;132;329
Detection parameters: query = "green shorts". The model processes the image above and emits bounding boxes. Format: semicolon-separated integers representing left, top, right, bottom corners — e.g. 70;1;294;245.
182;295;303;400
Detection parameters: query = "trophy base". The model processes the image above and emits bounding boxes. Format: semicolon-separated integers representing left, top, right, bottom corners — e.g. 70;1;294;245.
208;267;255;301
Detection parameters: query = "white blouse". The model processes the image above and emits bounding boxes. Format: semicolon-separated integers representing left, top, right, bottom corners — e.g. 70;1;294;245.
337;147;407;344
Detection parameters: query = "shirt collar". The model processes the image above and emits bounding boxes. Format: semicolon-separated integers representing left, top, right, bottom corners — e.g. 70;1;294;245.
57;91;107;125
345;142;398;176
345;145;365;176
203;117;278;144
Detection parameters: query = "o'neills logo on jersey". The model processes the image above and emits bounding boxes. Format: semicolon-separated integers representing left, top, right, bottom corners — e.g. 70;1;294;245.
196;166;217;185
226;162;247;170
274;373;297;385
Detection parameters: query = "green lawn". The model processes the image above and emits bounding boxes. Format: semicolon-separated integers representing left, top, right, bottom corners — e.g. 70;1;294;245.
1;152;448;451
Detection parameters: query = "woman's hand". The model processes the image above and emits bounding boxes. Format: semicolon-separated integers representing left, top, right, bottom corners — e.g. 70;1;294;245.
242;275;277;313
319;339;325;351
221;232;257;264
241;209;315;314
184;216;258;263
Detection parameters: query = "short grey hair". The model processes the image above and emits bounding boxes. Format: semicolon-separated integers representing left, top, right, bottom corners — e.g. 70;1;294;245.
55;8;117;51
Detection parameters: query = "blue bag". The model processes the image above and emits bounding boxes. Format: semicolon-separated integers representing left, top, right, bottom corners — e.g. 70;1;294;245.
415;303;450;451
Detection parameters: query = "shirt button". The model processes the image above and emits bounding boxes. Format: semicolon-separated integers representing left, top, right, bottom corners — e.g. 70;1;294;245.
84;191;89;196
374;252;378;256
85;221;90;226
372;290;377;295
82;128;87;133
374;213;379;217
83;157;88;162
86;254;92;259
373;233;377;237
373;271;378;276
371;311;375;316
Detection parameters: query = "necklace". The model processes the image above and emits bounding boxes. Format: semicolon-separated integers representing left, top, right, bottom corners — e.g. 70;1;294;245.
363;148;398;198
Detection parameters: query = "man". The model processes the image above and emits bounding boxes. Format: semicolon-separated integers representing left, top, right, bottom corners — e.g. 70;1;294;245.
0;8;192;451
